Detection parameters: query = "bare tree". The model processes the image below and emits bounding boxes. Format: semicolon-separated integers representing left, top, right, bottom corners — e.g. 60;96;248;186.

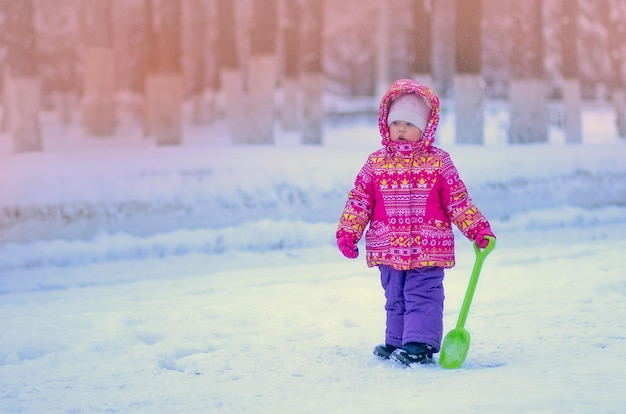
509;0;548;144
280;0;300;131
1;0;42;153
185;0;212;124
217;0;247;144
431;0;455;97
300;0;324;144
205;0;220;126
248;0;278;144
410;0;434;88
454;0;484;144
560;0;583;143
111;0;133;94
82;0;116;136
375;0;390;98
144;0;183;145
604;0;626;138
141;0;156;137
483;0;512;100
37;0;80;125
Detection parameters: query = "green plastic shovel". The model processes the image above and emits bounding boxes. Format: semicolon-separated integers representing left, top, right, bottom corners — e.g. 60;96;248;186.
439;235;496;369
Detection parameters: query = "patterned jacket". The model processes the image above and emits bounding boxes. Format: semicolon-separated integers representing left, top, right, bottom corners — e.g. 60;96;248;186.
336;79;490;270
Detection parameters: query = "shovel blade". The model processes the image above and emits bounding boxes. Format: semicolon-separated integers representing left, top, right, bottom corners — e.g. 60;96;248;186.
439;328;471;369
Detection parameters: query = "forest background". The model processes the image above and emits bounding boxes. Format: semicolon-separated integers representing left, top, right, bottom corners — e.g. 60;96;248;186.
1;0;625;153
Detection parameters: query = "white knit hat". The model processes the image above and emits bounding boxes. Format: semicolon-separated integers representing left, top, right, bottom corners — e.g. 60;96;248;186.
387;94;431;132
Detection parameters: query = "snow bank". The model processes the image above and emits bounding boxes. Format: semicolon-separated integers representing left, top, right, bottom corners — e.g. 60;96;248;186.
1;131;625;270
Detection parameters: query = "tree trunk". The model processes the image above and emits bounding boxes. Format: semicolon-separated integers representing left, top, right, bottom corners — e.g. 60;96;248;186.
82;0;116;136
2;67;10;133
141;0;156;137
431;0;455;97
375;0;390;98
221;69;248;144
204;1;220;126
280;0;301;131
111;1;133;93
612;90;626;139
2;0;41;153
300;0;324;144
145;0;183;145
217;0;247;144
145;74;183;145
604;0;626;138
4;73;42;154
562;79;582;143
83;47;116;136
454;0;484;144
411;0;434;88
509;0;548;144
248;55;277;144
187;0;212;125
560;0;582;144
248;0;278;144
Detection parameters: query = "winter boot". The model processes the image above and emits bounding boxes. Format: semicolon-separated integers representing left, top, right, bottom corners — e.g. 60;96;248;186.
390;342;434;367
373;344;398;359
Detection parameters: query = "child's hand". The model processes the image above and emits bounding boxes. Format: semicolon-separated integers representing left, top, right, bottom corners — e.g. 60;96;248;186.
337;237;359;259
475;228;496;248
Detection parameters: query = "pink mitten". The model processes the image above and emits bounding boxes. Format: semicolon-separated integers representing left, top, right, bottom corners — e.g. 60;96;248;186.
475;228;495;248
337;237;359;259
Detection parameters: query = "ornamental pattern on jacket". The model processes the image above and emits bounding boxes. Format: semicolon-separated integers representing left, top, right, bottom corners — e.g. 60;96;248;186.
336;79;490;270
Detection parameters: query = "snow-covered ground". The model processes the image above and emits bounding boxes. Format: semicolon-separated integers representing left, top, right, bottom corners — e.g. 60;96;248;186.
1;104;626;413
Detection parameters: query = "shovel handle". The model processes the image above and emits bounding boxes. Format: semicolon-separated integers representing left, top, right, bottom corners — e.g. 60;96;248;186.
455;236;496;330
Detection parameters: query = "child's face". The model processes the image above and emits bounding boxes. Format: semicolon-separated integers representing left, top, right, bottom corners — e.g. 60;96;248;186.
388;120;423;142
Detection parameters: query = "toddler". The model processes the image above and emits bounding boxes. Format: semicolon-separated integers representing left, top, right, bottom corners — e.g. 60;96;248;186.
336;79;495;366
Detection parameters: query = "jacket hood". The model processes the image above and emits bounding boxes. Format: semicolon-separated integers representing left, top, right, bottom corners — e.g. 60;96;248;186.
378;79;440;152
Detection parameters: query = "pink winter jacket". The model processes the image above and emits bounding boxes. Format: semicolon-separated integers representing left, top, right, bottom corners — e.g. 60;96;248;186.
336;79;491;270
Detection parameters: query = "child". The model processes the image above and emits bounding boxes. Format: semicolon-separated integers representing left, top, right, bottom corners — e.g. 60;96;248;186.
336;79;495;367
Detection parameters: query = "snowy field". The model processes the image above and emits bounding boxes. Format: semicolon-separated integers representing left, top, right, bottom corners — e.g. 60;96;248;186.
1;104;626;413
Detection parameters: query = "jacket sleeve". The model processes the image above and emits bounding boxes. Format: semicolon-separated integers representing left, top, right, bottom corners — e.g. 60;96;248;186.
439;154;490;241
336;160;375;243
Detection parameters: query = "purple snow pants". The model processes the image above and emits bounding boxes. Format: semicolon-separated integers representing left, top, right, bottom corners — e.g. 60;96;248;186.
379;265;445;352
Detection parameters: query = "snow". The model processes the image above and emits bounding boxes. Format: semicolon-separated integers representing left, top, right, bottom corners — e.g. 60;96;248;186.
1;103;626;413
